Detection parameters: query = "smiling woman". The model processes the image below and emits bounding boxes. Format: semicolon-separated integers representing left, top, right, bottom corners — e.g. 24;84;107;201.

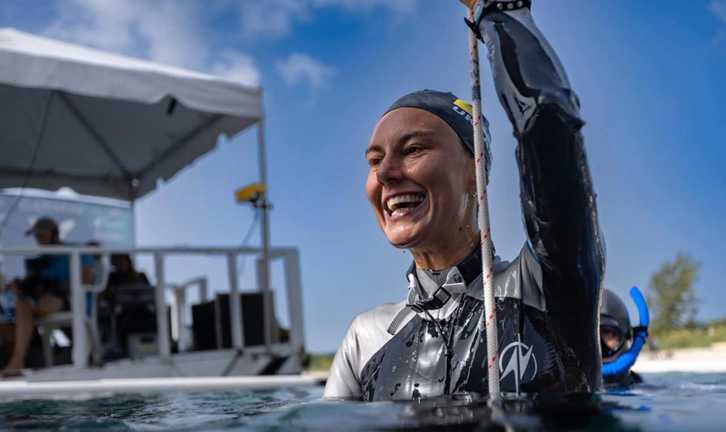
365;106;477;267
324;0;605;402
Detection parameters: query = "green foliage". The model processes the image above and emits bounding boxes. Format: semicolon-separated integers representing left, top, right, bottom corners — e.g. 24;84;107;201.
650;322;726;350
647;253;700;334
306;352;334;372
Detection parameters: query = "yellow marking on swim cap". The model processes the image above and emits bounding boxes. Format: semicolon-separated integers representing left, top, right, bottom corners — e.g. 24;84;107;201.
453;99;473;115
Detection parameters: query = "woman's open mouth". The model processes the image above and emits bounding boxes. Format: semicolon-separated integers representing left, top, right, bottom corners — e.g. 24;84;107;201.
384;192;427;220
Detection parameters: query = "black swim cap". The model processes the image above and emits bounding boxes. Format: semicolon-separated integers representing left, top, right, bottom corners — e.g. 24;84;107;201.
385;89;492;183
600;289;632;337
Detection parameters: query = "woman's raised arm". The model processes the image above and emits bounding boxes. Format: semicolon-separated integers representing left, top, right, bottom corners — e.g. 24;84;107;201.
473;1;605;389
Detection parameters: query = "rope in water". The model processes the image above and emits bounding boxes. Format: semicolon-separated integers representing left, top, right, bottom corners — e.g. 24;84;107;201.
467;7;501;399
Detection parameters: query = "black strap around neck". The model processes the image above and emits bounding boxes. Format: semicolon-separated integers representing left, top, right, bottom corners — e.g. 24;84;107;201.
389;245;485;336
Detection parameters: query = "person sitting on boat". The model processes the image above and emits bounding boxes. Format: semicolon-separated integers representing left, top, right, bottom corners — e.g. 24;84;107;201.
325;0;605;400
0;217;94;375
601;287;650;387
103;254;151;302
100;253;154;357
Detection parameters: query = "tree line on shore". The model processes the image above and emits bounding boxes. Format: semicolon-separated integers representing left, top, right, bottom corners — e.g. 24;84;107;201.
647;253;700;335
645;253;726;350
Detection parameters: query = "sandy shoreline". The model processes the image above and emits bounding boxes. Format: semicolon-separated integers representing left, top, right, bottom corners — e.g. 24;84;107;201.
634;344;726;373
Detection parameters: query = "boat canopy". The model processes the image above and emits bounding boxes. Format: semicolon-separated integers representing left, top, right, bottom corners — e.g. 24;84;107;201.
0;28;262;201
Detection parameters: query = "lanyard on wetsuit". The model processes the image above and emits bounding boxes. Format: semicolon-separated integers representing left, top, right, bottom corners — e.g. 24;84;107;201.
387;273;460;335
387;247;483;335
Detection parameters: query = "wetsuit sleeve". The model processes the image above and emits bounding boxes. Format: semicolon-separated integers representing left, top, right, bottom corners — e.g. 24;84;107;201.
324;317;363;399
478;8;605;389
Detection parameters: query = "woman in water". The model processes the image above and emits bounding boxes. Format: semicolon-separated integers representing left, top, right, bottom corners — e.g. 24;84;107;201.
325;0;605;400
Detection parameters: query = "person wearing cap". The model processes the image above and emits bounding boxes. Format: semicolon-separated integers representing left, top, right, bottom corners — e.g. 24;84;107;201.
325;0;604;400
600;288;650;387
1;217;93;374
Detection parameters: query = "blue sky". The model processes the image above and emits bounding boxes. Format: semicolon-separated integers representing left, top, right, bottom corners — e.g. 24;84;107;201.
2;1;725;352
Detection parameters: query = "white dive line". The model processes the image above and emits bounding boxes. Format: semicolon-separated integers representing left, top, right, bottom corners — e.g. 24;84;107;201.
468;7;501;399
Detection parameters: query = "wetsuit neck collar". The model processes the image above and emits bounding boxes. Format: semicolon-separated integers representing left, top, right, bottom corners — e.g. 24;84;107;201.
406;243;483;294
457;243;484;285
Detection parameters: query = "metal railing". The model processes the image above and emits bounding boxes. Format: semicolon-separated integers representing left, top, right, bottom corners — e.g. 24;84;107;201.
167;276;208;351
0;245;304;369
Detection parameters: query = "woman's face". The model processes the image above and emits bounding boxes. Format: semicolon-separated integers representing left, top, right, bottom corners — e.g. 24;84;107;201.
365;107;475;251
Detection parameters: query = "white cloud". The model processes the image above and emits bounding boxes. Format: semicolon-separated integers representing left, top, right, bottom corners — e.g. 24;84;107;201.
236;0;417;39
237;0;311;39
131;1;207;70
45;0;258;82
276;53;334;90
39;0;416;85
210;51;260;86
46;0;139;55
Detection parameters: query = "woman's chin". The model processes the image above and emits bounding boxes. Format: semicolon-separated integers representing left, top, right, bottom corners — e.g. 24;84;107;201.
384;228;424;249
382;213;436;248
388;238;415;249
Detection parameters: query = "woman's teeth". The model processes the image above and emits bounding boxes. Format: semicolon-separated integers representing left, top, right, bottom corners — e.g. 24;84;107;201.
385;193;425;215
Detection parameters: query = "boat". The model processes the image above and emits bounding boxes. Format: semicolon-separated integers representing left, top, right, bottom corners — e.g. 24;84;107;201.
0;28;306;386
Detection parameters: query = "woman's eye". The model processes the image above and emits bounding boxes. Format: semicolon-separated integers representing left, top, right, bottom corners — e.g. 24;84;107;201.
368;157;382;167
404;146;423;155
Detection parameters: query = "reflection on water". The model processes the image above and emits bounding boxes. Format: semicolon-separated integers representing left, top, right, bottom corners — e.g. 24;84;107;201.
0;373;724;431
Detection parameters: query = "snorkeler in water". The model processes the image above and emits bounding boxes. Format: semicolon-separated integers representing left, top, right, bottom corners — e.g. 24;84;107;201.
601;287;650;387
325;0;605;401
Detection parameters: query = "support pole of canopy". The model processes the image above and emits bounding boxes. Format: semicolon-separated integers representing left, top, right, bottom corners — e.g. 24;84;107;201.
227;252;244;349
70;251;86;368
256;114;273;350
153;252;171;360
257;118;271;294
283;249;305;353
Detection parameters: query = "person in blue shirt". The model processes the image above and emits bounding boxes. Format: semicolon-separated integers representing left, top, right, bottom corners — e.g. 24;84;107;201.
1;217;93;375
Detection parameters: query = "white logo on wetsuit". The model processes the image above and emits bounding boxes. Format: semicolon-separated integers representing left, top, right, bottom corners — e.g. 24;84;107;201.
498;340;538;393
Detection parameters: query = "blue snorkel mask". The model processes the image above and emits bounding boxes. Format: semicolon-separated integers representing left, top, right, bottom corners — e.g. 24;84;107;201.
602;287;649;377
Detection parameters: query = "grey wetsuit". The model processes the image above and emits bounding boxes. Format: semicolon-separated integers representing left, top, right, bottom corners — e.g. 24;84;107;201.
325;6;604;400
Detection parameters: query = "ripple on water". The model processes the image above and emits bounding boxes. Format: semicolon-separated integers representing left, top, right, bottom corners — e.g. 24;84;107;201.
0;373;724;431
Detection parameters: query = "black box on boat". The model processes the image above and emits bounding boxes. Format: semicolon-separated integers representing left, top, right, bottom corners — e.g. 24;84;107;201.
191;300;217;351
191;292;280;351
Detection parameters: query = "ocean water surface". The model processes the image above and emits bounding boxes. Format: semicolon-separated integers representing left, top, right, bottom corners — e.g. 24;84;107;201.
0;373;724;431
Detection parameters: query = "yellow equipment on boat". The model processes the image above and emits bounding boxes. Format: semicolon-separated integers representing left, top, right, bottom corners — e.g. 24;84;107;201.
235;183;266;205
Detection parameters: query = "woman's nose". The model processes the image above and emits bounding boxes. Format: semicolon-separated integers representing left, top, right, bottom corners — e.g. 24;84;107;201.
376;156;402;185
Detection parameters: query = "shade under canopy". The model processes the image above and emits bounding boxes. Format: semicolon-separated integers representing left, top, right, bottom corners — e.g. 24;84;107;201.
0;28;263;201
